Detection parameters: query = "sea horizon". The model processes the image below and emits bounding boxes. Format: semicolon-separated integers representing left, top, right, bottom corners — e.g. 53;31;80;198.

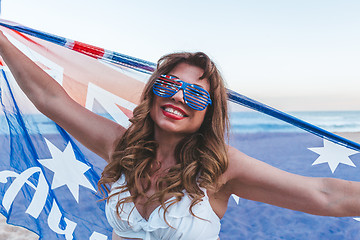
229;110;360;134
1;110;359;135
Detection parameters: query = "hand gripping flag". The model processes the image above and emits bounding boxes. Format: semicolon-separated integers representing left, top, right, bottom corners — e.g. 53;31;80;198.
0;19;360;240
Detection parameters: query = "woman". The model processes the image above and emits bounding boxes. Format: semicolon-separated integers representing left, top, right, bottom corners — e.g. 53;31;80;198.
0;31;360;240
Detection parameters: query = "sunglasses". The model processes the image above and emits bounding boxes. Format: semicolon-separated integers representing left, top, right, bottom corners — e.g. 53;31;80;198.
153;75;212;111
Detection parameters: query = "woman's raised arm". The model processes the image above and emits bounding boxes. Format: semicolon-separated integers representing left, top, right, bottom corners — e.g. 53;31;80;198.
0;31;125;162
223;145;360;217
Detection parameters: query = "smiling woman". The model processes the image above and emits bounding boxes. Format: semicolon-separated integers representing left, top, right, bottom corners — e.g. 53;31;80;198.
99;52;229;239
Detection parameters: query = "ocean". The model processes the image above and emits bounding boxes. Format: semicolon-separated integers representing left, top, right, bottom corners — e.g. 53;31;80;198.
230;110;360;134
1;111;359;135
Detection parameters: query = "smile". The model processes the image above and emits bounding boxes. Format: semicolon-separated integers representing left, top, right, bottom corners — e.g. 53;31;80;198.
164;107;185;117
161;104;188;120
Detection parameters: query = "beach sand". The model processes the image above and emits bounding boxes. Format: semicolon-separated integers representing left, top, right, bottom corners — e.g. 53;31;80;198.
335;132;360;144
0;132;359;239
0;215;38;240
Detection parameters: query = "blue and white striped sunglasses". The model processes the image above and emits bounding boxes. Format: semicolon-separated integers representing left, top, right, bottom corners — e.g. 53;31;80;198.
153;75;212;111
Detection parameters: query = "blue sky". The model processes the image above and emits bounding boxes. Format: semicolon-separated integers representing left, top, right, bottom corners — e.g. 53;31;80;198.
1;0;360;110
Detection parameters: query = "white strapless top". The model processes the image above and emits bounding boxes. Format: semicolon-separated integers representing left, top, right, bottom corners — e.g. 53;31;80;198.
105;175;221;240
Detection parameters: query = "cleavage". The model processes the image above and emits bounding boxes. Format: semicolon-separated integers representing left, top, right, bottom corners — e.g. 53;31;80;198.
130;178;174;221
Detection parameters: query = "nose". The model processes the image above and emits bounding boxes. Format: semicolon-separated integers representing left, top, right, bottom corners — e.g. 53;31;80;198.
171;89;185;104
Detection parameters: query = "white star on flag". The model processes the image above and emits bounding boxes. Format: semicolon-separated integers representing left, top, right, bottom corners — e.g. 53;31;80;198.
232;194;240;204
38;138;96;202
308;139;359;173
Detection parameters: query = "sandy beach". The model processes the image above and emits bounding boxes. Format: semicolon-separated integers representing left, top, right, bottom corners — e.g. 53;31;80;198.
0;132;359;239
0;215;38;240
335;132;360;144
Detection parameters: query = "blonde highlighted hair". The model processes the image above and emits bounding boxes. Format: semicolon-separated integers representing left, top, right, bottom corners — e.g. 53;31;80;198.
99;52;229;224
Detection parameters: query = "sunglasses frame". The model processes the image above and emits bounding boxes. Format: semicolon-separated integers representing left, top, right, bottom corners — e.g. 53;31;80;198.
153;75;212;111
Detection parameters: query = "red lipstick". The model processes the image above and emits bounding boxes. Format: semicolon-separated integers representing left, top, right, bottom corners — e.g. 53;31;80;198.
161;104;187;120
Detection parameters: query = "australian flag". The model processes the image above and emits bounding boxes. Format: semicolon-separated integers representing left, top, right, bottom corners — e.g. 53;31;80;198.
0;19;360;240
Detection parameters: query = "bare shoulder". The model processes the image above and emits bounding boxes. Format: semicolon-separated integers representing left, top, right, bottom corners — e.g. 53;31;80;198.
211;146;251;199
207;146;253;217
221;145;289;195
221;145;255;183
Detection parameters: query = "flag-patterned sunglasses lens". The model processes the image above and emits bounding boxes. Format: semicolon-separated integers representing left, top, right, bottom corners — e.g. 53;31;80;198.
153;75;212;111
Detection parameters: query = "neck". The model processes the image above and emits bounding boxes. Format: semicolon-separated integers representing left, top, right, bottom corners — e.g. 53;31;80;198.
153;129;185;168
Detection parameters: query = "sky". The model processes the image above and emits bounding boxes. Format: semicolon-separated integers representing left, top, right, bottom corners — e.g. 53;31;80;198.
1;0;360;111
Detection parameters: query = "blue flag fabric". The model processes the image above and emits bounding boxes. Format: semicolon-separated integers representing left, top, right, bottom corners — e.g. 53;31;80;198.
0;61;113;239
1;20;360;240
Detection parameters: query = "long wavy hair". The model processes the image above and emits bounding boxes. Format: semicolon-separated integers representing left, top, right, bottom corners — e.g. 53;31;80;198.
99;52;229;224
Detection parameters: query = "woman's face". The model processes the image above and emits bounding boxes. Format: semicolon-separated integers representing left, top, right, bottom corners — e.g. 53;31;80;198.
150;62;210;138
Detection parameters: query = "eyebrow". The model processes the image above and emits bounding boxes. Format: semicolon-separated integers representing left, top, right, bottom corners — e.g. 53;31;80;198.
168;74;205;88
168;74;179;79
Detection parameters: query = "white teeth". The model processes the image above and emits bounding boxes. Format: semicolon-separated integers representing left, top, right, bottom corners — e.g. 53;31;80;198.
164;107;184;117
